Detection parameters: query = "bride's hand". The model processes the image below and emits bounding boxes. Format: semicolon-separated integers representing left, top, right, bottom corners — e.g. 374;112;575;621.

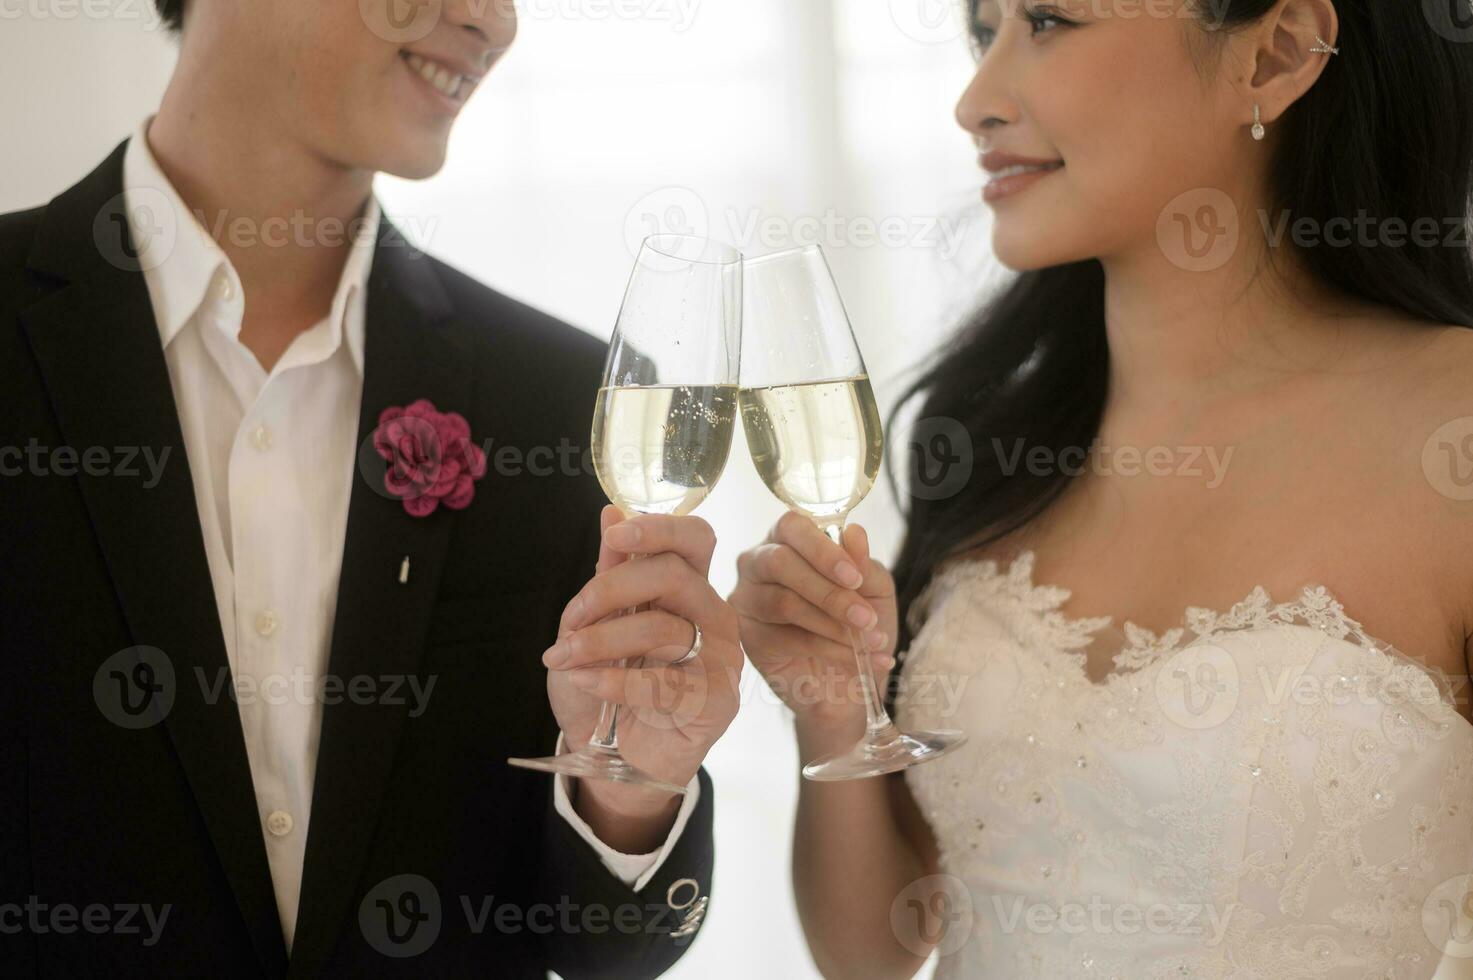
729;511;898;730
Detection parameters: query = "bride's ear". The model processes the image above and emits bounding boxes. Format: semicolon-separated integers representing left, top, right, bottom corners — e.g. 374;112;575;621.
1236;0;1339;130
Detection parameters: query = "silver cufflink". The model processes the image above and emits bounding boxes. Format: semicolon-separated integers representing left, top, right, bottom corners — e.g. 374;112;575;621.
667;878;707;938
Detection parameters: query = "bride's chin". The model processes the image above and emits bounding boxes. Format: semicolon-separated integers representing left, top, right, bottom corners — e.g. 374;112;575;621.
991;237;1076;273
990;222;1101;272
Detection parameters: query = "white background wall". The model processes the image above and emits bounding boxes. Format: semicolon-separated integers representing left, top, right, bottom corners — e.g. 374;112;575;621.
0;2;996;976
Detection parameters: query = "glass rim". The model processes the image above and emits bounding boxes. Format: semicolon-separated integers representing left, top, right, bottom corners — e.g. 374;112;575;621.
740;242;829;269
640;234;743;266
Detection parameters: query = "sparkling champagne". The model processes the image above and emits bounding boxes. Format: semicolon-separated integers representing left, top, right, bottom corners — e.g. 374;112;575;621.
592;383;738;516
739;375;883;522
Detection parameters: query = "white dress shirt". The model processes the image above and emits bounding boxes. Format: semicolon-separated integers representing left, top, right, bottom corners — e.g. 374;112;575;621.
121;120;697;952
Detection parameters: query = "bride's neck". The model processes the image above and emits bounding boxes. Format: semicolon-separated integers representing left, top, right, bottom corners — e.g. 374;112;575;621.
1095;240;1372;441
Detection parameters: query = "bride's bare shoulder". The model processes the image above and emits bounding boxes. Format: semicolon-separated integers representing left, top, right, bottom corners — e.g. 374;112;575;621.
1382;322;1473;639
1395;323;1473;431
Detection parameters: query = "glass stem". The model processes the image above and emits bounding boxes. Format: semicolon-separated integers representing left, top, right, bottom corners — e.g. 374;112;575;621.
821;523;897;742
587;552;644;753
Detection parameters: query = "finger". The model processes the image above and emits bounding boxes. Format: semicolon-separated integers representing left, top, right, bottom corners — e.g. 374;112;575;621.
736;543;879;632
561;552;730;641
766;510;867;591
543;609;700;670
731;579;852;645
740;616;891;666
842;523;895;600
595;504;626;577
565;664;723;723
601;514;717;577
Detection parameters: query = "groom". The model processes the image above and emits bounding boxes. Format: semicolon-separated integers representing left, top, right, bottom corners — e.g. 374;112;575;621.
0;0;740;976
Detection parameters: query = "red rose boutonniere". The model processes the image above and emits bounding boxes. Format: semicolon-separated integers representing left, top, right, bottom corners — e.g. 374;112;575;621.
372;399;487;517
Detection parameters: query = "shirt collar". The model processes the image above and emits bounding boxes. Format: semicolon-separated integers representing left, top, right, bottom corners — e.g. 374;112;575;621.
121;117;380;377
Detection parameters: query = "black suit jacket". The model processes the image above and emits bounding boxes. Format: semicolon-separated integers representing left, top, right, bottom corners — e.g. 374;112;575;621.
0;142;714;978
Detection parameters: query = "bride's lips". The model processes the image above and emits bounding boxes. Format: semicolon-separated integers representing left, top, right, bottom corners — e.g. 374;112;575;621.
399;49;483;112
980;150;1065;204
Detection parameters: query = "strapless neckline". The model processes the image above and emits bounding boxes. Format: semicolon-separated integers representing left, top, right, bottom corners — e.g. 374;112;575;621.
914;547;1468;727
894;546;1473;979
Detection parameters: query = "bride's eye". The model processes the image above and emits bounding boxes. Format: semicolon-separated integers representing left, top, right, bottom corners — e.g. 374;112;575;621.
1023;4;1072;34
969;23;998;58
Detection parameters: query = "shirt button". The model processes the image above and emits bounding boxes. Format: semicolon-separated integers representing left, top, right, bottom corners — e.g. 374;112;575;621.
266;810;294;837
255;610;279;637
250;424;272;451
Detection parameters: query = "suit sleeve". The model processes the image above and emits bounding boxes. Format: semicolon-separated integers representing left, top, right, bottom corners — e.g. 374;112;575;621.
535;767;714;979
533;506;715;979
0;626;37;975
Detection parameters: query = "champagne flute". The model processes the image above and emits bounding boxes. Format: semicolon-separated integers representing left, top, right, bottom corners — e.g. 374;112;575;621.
508;234;742;794
739;244;966;780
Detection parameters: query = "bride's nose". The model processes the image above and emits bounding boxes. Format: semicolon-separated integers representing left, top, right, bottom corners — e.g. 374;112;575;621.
955;52;1019;139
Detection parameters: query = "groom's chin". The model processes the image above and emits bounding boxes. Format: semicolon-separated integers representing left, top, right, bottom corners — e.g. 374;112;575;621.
375;143;451;182
350;116;455;181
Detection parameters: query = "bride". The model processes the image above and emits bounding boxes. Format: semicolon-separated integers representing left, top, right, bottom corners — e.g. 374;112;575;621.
730;0;1473;976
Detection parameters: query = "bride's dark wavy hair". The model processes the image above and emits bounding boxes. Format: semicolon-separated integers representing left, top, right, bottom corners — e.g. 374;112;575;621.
885;0;1473;670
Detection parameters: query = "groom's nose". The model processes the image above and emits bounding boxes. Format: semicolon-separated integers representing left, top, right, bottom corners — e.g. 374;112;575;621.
444;0;518;62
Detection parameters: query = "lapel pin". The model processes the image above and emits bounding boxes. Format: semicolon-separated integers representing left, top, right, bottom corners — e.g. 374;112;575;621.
399;556;411;585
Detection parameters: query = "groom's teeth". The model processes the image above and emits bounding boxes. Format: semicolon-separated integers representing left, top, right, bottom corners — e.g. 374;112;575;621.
404;52;467;100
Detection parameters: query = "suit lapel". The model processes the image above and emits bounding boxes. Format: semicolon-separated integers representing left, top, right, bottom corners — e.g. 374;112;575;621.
287;222;474;975
19;142;290;976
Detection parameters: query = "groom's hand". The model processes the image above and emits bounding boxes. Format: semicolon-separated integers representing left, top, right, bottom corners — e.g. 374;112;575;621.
542;505;741;852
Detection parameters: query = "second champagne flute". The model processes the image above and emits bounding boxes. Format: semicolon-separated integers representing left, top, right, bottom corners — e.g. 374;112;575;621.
508;234;742;794
739;244;966;781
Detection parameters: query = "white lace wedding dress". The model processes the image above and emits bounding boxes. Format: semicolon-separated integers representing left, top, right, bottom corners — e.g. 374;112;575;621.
894;549;1473;979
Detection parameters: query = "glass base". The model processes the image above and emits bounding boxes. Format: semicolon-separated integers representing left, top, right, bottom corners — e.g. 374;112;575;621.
508;743;689;796
802;725;968;781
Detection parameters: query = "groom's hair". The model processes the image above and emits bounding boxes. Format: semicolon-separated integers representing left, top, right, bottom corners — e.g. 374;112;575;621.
153;0;184;31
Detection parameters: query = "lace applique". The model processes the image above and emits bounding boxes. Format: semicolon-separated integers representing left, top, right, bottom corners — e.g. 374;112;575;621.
909;549;1453;694
907;550;1112;657
896;551;1473;980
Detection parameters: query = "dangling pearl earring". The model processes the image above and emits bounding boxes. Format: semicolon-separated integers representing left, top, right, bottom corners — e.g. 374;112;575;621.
1251;104;1265;142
